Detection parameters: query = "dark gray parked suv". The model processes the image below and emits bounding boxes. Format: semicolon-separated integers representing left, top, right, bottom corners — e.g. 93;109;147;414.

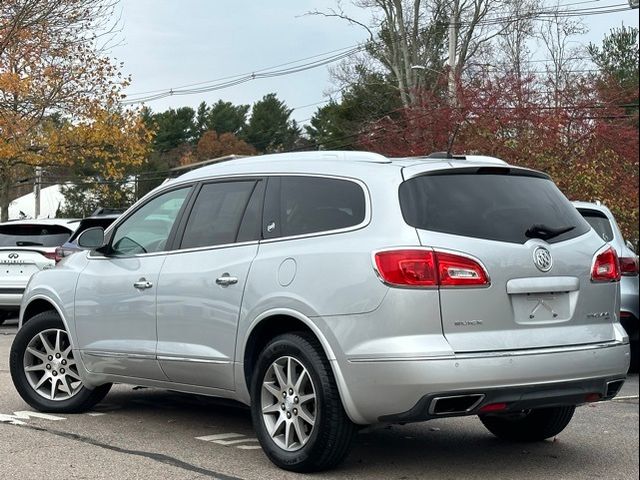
11;152;629;472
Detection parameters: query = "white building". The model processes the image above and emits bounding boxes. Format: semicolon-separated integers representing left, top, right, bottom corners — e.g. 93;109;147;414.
8;185;65;220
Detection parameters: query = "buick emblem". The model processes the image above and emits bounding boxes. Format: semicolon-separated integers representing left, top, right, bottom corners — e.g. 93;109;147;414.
533;247;552;272
8;253;19;259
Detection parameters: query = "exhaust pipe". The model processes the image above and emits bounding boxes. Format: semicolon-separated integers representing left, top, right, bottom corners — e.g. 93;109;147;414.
605;380;624;399
429;394;485;415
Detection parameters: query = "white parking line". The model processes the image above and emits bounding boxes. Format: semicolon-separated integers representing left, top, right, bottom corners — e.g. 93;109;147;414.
0;411;66;425
613;395;639;401
196;432;261;450
196;433;245;442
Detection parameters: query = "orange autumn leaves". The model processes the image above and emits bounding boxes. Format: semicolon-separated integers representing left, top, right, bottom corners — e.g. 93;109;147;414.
0;0;152;220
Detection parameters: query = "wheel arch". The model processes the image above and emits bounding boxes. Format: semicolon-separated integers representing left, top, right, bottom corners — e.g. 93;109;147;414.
21;296;70;335
240;309;367;424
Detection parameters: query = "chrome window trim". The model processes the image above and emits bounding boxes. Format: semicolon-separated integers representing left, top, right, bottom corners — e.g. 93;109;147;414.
88;173;371;259
87;239;260;260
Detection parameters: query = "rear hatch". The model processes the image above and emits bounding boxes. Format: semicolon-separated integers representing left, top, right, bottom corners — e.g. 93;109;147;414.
0;223;72;288
399;166;617;352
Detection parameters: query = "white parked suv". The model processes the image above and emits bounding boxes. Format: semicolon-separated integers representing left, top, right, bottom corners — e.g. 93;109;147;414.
0;219;77;325
10;152;629;472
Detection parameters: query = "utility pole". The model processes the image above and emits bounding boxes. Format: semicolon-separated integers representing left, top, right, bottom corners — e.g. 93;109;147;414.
34;166;42;218
448;6;458;105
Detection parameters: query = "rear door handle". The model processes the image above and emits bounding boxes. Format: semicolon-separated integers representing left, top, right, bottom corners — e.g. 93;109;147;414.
133;279;153;290
216;274;238;287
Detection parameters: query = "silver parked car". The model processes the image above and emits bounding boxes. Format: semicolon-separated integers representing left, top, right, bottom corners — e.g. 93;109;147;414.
10;152;630;472
573;201;639;370
0;219;78;325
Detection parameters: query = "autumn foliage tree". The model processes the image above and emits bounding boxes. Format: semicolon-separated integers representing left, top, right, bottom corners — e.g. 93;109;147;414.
359;70;639;241
191;130;255;164
0;0;152;220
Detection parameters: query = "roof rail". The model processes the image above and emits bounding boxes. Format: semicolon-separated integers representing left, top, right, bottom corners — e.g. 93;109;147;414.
426;151;467;160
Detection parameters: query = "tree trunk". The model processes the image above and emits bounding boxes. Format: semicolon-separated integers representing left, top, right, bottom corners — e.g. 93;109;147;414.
0;176;10;222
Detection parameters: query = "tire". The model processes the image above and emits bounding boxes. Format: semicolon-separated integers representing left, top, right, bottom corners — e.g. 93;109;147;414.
10;310;112;413
0;309;16;326
250;332;356;472
630;341;639;373
479;405;576;442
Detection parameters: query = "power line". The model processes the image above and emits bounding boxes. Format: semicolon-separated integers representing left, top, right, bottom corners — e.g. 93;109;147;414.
125;44;363;97
119;2;632;107
121;46;365;105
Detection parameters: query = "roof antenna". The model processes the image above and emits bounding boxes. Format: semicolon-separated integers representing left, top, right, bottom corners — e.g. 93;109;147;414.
446;123;461;158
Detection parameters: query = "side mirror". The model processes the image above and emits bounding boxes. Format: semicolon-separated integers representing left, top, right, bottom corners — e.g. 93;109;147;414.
77;227;106;249
626;240;636;254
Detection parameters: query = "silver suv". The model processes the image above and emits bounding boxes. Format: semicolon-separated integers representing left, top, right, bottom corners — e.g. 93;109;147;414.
10;152;630;472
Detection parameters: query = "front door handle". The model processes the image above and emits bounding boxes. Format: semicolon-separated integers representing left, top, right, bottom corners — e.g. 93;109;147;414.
133;279;153;290
216;274;238;287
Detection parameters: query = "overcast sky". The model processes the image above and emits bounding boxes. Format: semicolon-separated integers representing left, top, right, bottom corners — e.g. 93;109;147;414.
112;1;639;125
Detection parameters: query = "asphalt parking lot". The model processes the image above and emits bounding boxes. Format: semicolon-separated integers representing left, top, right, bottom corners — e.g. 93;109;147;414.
1;318;638;480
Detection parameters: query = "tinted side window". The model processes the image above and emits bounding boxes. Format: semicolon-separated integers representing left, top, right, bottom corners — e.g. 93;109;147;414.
180;181;256;249
237;180;265;243
264;176;366;238
399;173;590;244
110;187;190;256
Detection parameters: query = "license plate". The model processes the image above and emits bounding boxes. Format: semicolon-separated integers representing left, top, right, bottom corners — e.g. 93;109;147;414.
0;264;38;276
511;292;571;324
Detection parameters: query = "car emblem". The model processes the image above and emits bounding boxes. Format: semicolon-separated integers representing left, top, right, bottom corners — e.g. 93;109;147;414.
533;247;552;272
8;253;19;259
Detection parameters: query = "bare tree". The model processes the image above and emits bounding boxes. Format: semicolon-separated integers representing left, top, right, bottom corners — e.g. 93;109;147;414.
537;4;587;107
494;0;540;78
310;0;511;107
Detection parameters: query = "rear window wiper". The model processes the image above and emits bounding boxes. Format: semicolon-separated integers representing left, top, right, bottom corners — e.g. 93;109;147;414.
16;241;44;246
525;224;575;241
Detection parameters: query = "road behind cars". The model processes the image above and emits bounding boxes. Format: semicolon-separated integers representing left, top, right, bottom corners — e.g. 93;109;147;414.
0;321;637;480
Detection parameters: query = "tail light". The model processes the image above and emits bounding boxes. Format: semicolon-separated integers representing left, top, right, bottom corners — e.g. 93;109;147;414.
591;246;621;282
42;250;62;264
374;249;489;288
619;256;639;276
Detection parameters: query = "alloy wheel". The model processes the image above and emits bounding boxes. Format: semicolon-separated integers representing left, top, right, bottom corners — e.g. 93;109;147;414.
23;328;82;401
261;356;317;451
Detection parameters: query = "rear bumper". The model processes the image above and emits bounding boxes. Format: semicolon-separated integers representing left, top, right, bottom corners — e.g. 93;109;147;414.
0;289;25;308
379;376;625;423
338;340;630;424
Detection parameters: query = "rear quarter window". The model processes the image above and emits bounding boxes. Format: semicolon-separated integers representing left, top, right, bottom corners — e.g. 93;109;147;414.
264;176;366;238
399;172;590;244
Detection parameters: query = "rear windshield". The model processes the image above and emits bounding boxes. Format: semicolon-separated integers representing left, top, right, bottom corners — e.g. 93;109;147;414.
0;224;72;247
399;173;590;244
577;209;614;242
